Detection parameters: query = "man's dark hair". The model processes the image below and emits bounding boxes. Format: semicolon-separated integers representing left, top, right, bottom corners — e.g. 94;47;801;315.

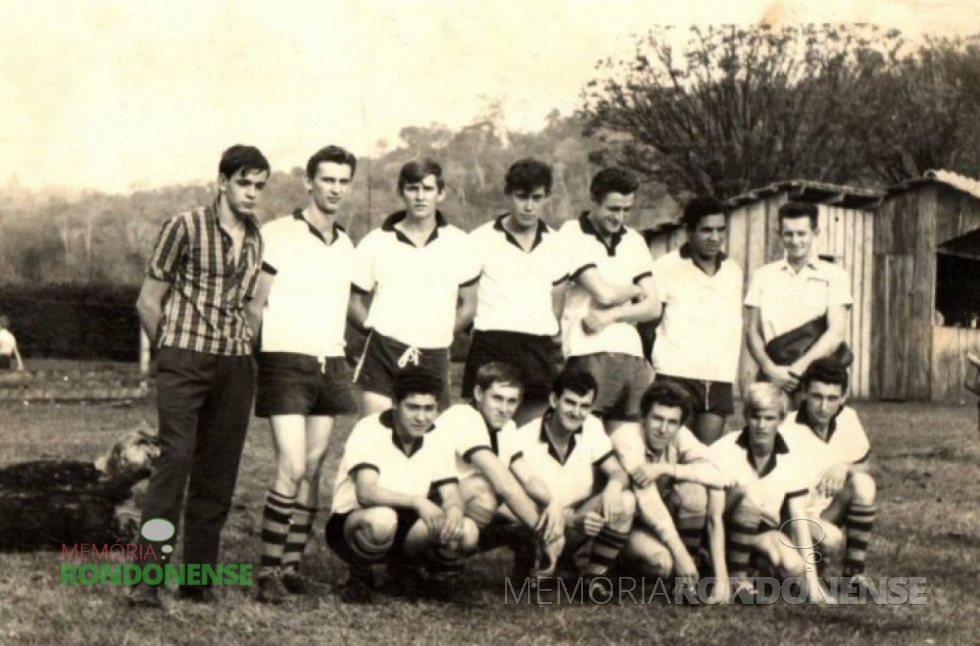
392;365;445;402
801;357;849;394
639;382;694;425
551;368;599;399
306;145;357;180
474;361;524;394
505;158;553;195
218;145;270;179
589;167;639;203
398;158;445;192
778;201;819;229
682;196;729;230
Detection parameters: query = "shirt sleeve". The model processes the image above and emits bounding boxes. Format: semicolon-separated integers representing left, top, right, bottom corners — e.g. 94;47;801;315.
430;432;461;488
743;267;764;308
561;223;601;282
146;215;187;283
675;426;711;463
456;230;481;287
259;221;283;275
827;264;854;307
587;419;615;465
651;254;672;304
630;235;655;285
343;420;381;476
843;409;871;463
352;232;377;294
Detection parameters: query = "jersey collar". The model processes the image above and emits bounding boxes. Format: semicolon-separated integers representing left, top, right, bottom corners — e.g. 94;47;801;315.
380;409;426;457
679;242;726;274
735;427;790;477
579;211;624;256
292;209;344;245
794;407;841;443
382;210;448;247
539;408;582;465
494;213;550;251
468;401;501;455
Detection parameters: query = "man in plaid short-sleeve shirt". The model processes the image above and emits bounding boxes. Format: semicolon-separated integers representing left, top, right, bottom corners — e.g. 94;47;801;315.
129;145;269;609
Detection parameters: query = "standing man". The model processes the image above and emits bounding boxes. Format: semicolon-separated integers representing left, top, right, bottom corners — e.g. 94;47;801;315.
464;158;568;425
652;197;743;445
349;158;479;416
247;146;360;603
558;167;661;553
744;201;853;393
130;145;269;608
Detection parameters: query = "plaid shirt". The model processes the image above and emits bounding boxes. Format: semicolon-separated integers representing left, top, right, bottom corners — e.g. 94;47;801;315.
146;202;263;355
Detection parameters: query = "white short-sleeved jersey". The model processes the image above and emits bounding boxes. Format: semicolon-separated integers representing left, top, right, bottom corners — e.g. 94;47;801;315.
470;215;567;336
353;211;480;349
652;246;743;382
743;255;853;343
431;403;526;480
504;412;616;508
559;213;655;359
330;411;458;515
259;211;354;357
781;406;871;513
708;429;809;527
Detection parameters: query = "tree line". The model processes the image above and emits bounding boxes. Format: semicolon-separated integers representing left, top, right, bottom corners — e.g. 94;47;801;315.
1;25;978;286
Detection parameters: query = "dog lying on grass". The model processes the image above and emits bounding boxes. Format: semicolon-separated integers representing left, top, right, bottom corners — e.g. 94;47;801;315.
0;427;160;550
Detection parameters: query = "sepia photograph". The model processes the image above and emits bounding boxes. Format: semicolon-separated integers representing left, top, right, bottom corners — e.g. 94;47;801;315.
1;0;979;643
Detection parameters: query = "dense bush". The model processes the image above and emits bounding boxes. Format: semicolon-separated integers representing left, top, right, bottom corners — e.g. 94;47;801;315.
0;284;140;361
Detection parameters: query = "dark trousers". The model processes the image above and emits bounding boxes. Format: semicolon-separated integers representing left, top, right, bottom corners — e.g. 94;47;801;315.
138;347;256;576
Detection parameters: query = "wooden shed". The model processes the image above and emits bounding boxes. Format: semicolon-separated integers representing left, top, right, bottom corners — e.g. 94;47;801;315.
642;180;883;399
875;170;980;403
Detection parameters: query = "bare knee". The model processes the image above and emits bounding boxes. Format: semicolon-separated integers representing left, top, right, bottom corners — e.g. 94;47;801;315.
846;471;876;504
358;506;399;545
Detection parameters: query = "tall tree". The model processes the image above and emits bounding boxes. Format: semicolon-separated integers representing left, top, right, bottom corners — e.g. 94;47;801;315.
581;24;903;199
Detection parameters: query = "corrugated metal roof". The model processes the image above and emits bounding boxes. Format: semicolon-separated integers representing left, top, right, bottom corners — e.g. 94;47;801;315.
728;179;883;210
886;170;980;201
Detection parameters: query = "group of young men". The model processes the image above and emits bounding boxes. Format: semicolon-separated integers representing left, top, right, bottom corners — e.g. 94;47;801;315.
128;143;877;608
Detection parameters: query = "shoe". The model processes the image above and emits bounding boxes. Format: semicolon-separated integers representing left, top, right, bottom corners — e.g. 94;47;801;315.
282;569;324;595
177;585;216;604
128;582;162;609
844;573;874;594
417;569;462;602
731;579;757;604
257;571;289;605
338;569;375;604
586;575;615;602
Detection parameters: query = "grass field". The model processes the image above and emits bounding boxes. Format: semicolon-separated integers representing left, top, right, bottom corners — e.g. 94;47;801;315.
2;387;980;645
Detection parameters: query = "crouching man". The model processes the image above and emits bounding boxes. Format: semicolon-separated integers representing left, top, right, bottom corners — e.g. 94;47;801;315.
620;382;734;580
432;362;564;575
497;369;636;597
707;383;832;603
782;358;876;590
325;366;479;603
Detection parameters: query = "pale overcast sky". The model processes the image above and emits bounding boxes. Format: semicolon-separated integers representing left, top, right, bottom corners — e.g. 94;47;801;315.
1;0;977;192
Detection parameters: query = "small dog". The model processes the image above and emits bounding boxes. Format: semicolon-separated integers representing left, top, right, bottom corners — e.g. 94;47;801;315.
0;426;160;550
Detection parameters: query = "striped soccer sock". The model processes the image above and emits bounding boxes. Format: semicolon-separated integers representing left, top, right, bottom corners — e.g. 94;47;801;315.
843;502;876;577
583;526;630;577
281;503;316;574
259;489;296;578
677;513;706;559
726;503;761;581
